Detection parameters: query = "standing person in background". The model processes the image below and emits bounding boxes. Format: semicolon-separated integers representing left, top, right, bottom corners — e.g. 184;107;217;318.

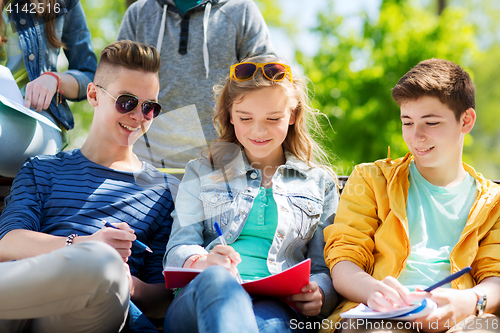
0;0;96;177
116;0;275;169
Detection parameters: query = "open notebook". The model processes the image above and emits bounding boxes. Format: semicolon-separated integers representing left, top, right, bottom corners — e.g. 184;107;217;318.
0;65;60;131
164;258;311;297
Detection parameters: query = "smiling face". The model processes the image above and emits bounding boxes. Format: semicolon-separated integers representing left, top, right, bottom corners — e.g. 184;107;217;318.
89;67;159;149
400;95;475;184
230;86;296;167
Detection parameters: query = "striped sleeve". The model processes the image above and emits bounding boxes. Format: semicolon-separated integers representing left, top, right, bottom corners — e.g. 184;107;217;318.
0;159;43;239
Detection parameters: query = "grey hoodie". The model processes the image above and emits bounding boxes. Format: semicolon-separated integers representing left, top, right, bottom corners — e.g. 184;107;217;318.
116;0;275;168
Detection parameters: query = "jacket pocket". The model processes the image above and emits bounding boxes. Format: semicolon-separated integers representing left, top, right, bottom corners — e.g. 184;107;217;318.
199;188;235;231
289;196;323;240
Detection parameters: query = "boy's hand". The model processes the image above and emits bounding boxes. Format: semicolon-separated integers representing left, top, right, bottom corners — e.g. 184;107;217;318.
366;276;414;312
415;288;477;332
76;222;136;262
288;282;324;316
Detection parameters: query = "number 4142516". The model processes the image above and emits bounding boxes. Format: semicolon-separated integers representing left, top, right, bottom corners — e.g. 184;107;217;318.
5;2;61;15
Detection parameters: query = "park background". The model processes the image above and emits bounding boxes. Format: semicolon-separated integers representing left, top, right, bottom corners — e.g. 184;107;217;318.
65;0;500;179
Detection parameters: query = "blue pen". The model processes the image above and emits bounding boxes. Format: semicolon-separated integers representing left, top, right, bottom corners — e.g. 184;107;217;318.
424;266;472;292
214;222;243;284
103;221;153;253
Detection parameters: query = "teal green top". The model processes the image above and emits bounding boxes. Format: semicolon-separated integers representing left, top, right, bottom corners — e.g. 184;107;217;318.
398;161;477;290
174;0;202;14
230;187;278;281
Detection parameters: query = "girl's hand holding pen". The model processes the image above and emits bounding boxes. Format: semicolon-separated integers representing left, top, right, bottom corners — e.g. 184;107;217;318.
208;245;242;278
186;245;242;278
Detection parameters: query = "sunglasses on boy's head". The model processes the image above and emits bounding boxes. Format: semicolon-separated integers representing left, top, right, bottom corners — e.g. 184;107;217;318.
96;85;162;120
230;62;293;83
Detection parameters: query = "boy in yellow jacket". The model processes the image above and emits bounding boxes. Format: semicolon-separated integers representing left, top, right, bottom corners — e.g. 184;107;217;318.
323;59;500;333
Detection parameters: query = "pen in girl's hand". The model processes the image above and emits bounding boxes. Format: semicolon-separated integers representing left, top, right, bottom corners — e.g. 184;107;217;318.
424;266;472;292
103;221;153;253
214;222;243;284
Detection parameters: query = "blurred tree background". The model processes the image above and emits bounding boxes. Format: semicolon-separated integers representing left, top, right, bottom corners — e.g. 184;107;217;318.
67;0;500;178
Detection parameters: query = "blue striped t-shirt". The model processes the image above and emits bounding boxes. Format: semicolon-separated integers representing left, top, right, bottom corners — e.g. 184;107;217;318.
0;149;179;284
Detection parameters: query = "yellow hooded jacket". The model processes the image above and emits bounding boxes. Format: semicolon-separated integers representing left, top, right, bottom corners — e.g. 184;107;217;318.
322;153;500;331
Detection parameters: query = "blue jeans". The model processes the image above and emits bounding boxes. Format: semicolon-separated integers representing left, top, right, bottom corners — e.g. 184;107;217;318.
125;301;158;333
164;266;317;333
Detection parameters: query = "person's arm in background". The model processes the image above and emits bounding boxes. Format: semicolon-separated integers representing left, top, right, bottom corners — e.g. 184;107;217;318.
233;0;276;60
25;0;96;111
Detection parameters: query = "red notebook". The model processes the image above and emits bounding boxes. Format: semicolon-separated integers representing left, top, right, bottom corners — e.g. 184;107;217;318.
164;258;311;297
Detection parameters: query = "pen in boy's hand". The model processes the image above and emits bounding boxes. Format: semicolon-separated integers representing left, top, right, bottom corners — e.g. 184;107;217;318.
214;222;243;284
424;266;472;292
103;221;153;253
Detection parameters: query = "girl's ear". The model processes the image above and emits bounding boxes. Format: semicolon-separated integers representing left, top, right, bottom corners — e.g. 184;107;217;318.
229;110;234;124
289;107;297;125
461;108;476;134
87;83;99;107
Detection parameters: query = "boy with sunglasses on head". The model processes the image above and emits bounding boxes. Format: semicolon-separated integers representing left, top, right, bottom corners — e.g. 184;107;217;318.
323;59;500;333
0;40;179;333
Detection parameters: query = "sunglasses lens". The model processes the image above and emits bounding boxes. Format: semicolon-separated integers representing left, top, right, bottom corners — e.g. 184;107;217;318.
263;64;287;81
234;63;258;80
115;95;139;114
142;102;162;119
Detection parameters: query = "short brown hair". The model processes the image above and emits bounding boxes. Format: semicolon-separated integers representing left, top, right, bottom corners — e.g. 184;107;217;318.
392;58;475;120
94;40;161;87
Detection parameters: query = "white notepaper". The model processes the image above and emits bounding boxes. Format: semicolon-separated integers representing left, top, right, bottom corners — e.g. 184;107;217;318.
0;65;61;131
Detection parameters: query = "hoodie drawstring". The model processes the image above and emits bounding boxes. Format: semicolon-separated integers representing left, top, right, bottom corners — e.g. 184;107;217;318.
157;4;168;52
202;2;212;78
156;2;211;78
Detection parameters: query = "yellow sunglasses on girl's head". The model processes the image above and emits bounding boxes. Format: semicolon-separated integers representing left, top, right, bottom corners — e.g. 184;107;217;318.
230;62;293;83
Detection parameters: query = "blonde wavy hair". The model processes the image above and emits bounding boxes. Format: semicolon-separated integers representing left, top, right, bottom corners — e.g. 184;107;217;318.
206;55;335;178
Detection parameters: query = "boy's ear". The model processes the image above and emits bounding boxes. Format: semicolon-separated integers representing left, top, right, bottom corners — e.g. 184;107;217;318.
87;82;98;107
461;108;476;134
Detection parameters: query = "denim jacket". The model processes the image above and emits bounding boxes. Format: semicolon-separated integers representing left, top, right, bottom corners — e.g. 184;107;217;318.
164;151;340;317
8;0;97;130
